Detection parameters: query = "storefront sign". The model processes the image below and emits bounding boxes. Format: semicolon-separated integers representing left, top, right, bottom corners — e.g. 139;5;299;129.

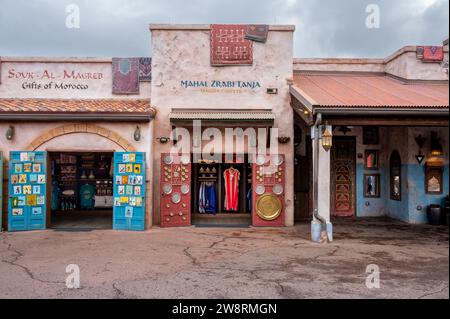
6;67;104;91
180;80;261;92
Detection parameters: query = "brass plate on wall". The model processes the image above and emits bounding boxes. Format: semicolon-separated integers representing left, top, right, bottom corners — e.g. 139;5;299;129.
256;194;282;221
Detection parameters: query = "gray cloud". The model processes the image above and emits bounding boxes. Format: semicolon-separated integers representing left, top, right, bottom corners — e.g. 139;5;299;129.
0;0;448;58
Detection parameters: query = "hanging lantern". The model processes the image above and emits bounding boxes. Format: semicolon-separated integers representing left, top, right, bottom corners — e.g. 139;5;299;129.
134;126;141;141
6;126;15;141
321;126;333;152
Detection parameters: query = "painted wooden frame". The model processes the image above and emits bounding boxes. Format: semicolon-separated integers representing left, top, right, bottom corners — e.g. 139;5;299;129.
364;150;379;170
364;174;381;198
390;151;402;201
425;167;444;195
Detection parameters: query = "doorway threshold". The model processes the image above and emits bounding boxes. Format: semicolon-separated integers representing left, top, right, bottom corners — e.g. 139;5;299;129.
194;224;250;228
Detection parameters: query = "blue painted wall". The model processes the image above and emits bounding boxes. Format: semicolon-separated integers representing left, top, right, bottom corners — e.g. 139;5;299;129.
356;163;387;217
407;164;449;224
355;127;448;224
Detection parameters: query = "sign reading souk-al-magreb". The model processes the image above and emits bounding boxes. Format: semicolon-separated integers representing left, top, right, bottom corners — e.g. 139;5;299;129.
5;67;104;91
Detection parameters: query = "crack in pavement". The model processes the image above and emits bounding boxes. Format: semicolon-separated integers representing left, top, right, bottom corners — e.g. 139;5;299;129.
183;247;201;266
1;234;61;285
418;284;450;299
312;245;340;261
112;282;126;299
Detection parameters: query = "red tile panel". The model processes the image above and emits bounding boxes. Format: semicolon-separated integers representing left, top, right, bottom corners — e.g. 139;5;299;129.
0;99;153;114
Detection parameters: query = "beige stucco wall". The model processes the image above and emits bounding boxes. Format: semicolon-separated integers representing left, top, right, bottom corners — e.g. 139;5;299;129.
385;50;448;81
294;59;385;73
0;58;151;99
294;41;449;81
150;25;296;226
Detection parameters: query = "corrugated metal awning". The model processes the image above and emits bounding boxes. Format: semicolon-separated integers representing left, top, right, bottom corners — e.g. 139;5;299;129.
169;109;275;124
291;73;449;112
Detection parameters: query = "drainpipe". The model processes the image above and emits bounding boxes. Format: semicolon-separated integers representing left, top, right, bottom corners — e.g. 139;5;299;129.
312;113;329;243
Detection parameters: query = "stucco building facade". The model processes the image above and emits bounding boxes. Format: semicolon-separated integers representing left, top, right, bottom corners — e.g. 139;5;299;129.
0;25;448;242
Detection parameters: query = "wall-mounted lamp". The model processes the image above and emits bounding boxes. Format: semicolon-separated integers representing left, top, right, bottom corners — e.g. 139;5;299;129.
321;126;333;152
278;137;291;144
133;126;141;142
6;126;15;141
339;126;352;135
157;137;171;144
415;135;427;149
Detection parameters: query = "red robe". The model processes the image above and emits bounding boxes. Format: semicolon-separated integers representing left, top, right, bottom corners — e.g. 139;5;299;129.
224;168;240;211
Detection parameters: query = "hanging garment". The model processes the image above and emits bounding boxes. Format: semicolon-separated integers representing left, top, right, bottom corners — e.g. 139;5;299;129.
205;183;217;214
247;188;252;212
198;182;217;214
51;181;61;211
199;182;206;214
80;184;96;210
224;167;240;211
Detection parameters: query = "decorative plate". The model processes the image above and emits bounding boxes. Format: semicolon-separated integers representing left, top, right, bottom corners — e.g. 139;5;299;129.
272;155;284;166
181;155;190;165
256;155;266;166
172;192;181;204
164;155;173;165
181;184;190;195
273;184;284;195
163;184;173;195
256;194;282;221
255;185;266;195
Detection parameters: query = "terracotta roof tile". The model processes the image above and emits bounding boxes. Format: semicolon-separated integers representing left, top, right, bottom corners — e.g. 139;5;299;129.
0;99;154;114
292;73;449;109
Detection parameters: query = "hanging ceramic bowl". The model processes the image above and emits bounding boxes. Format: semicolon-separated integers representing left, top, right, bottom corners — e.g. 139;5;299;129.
172;192;181;204
256;155;266;166
164;155;173;165
272;155;284;166
255;185;266;195
163;184;173;195
273;184;284;195
181;155;190;165
181;184;190;195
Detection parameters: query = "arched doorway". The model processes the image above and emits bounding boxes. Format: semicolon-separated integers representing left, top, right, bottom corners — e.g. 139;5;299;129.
8;124;143;231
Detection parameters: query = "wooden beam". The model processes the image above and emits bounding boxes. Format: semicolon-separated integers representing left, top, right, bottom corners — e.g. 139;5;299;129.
322;116;449;127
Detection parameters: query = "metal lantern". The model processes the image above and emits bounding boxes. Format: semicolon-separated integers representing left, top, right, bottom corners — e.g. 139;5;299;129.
321;126;333;152
6;126;14;141
134;126;141;141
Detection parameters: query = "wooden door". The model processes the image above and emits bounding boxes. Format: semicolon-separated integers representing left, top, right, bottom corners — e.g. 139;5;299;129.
113;152;146;231
160;154;191;227
8;151;47;231
331;137;356;217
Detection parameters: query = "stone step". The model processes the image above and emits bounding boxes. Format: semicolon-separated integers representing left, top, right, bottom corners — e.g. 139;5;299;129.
192;213;251;225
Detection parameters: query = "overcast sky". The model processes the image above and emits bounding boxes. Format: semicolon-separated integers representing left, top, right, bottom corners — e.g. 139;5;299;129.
0;0;448;58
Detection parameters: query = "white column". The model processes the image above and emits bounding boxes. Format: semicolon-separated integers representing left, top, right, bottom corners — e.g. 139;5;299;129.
317;140;331;223
311;125;333;242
